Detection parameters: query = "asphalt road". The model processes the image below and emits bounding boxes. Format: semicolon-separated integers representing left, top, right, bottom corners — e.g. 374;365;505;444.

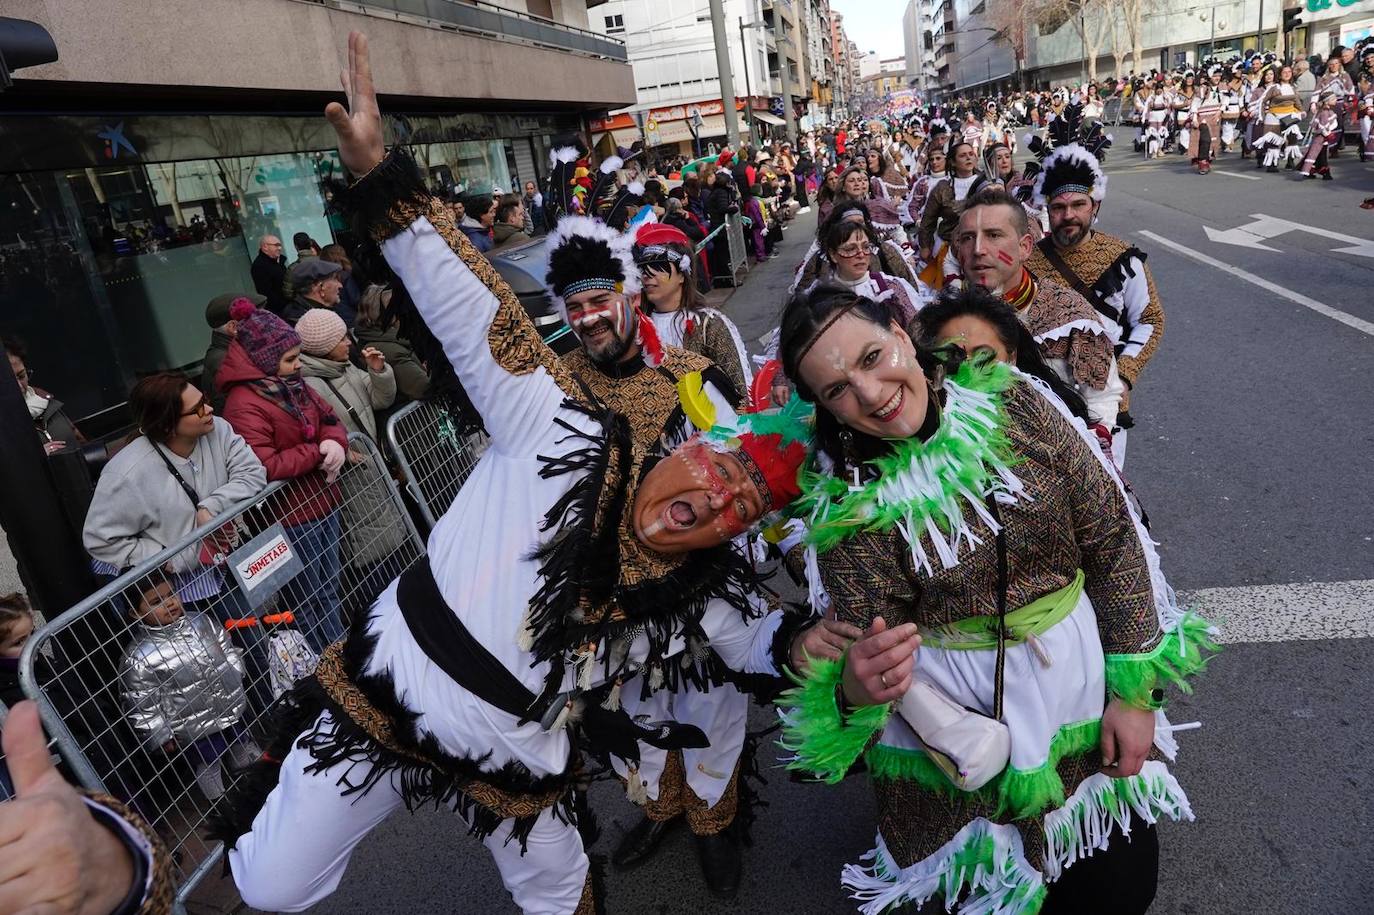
212;152;1374;914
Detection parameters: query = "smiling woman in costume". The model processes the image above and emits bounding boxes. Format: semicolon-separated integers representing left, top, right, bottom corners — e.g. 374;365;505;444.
212;32;853;915
773;282;1215;914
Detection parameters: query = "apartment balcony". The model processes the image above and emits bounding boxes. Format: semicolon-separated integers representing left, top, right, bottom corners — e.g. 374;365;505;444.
348;0;626;60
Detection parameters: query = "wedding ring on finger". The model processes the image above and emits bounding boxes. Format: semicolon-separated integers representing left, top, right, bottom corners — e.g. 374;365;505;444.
879;672;890;688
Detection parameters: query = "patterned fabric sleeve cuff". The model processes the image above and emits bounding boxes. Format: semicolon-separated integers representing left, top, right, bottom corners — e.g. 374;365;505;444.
333;147;432;245
767;608;818;678
80;792;173;915
776;654;891;784
1104;613;1218;710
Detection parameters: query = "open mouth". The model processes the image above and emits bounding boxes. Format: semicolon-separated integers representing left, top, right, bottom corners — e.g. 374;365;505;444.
872;387;905;423
665;500;698;530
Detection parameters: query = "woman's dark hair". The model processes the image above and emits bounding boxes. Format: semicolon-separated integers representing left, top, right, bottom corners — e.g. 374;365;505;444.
780;283;947;466
815;168;841;205
130;371;193;442
915;286;1093;424
948;141;976;174
820;204;878;256
319;243;352;273
865;147;885;176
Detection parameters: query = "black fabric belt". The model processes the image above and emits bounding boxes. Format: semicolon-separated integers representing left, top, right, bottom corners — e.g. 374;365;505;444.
394;559;710;765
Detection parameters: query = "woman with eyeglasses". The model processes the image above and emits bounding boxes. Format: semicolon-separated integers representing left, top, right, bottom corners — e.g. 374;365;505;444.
811;203;924;326
83;372;268;610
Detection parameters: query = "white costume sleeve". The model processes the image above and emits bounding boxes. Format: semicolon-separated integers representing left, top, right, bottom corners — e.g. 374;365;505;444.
1108;258;1155;362
380;217;570;454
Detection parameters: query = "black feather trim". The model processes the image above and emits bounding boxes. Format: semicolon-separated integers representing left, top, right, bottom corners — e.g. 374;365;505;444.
1092;247;1149;301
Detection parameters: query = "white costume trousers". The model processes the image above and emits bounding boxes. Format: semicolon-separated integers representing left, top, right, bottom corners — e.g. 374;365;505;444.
230;712;589;915
611;681;749;812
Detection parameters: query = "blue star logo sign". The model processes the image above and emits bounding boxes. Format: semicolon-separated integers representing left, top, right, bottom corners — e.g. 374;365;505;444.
98;123;137;160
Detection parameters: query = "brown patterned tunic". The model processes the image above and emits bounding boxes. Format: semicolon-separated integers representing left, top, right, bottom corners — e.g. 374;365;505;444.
1027;232;1165;410
1017;278;1113;391
817;378;1158;867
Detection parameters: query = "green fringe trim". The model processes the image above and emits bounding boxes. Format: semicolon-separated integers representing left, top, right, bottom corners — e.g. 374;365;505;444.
777;656;891;785
865;719;1102;820
1105;612;1219;710
789;357;1021;556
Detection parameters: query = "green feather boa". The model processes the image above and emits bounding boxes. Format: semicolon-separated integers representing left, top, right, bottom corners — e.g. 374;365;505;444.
1106;612;1218;710
789;358;1020;557
777;655;891;784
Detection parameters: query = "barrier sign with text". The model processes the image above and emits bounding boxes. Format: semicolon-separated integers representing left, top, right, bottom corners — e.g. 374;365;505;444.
228;523;305;609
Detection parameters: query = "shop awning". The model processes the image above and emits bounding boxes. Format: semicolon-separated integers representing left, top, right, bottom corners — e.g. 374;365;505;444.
751;111;785;126
594;127;643;148
650;119;696;146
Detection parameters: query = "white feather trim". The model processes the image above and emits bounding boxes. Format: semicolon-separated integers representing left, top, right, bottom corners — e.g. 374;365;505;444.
600;155;623;174
551;145;580;166
1033;142;1107;207
627;180;645;196
542;214;642;320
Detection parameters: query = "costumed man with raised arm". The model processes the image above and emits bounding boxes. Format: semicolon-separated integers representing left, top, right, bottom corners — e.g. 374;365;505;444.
1026;144;1164;469
209;32;868;915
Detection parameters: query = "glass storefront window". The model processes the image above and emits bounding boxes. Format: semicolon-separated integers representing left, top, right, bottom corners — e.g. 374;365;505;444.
410;141;512;198
221;152;342;257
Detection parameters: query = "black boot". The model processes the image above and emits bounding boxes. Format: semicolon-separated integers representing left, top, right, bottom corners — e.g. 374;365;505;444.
694;830;743;900
611;814;680;869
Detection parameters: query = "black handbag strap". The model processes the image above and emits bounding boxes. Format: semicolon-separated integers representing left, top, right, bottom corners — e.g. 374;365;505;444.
1036;240;1122;326
321;378;372;443
149;437;201;511
984;495;1009;722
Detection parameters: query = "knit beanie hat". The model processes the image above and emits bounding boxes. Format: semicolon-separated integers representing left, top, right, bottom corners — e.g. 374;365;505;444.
296;308;348;357
230;298;301;376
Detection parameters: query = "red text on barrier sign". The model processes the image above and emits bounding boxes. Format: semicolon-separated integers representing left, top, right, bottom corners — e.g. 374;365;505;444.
237;535;293;589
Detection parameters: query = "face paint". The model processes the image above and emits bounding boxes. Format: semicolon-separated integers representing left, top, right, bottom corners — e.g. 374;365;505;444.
996;250;1015;265
631;440;764;553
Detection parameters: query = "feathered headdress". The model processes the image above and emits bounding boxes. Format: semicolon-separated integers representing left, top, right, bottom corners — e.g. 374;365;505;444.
544;215;640;316
543;136;642;230
1033;143;1108;208
1080;121;1114;161
1046;102;1084;149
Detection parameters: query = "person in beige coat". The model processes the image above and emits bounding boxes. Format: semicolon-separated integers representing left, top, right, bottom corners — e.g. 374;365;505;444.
294;308;403;609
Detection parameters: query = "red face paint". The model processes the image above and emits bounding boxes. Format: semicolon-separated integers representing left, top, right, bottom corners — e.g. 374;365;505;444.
996;250;1015;265
684;445;752;538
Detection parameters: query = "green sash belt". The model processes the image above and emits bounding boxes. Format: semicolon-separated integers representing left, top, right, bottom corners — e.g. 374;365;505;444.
920;569;1085;651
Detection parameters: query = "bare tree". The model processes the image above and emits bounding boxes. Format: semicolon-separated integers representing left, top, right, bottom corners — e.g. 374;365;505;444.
1119;0;1152;74
1082;0;1117;82
987;0;1032;87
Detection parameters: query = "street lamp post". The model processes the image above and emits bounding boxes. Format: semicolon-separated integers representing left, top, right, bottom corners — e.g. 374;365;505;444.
739;17;756;143
705;0;742;147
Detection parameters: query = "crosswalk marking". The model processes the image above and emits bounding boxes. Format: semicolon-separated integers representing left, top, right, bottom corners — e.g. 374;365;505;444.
1180;579;1374;644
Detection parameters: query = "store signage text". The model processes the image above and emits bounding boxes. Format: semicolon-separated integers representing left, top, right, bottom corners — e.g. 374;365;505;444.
1306;0;1365;13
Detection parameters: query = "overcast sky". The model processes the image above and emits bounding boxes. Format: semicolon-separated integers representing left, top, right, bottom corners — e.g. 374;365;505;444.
829;0;907;60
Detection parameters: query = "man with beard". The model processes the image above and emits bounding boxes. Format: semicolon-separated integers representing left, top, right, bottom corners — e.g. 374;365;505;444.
1026;144;1164;468
541;213;765;899
951;187;1124;447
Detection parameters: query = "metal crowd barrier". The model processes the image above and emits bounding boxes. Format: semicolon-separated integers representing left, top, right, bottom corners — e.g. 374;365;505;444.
722;212;750;287
17;433;425;913
385;398;487;529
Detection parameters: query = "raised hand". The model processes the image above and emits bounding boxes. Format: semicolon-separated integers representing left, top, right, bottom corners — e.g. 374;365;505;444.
324;31;386;178
841;615;921;707
0;701;137;915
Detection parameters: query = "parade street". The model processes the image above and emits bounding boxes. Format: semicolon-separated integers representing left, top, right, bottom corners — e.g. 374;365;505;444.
191;155;1374;915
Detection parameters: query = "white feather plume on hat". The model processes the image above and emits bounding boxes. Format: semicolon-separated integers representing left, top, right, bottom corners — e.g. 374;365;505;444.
1032;142;1108;208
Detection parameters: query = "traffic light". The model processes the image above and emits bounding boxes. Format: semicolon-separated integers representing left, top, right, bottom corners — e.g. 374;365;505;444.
1282;7;1303;33
0;18;58;90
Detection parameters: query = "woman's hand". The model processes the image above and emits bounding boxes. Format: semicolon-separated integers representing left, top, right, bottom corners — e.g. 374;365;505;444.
361;346;386;373
194;507;214;528
324;31;386;178
1100;697;1155;777
840;616;921;707
318;439;346;482
788;618;863;674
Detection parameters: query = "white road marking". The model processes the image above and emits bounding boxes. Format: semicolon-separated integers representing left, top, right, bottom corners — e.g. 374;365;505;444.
1205;168;1263;181
1180;579;1374;644
1139;230;1374;337
1203;213;1374;257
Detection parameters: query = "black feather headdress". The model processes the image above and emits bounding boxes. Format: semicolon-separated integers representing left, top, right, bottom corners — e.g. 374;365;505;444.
1032;142;1108;208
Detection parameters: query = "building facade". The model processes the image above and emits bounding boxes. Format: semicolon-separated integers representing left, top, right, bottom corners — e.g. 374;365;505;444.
949;0;1374;92
1;0;632;432
587;0;810;156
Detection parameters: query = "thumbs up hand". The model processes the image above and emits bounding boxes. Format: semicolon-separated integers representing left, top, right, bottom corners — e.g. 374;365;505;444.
0;701;137;915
